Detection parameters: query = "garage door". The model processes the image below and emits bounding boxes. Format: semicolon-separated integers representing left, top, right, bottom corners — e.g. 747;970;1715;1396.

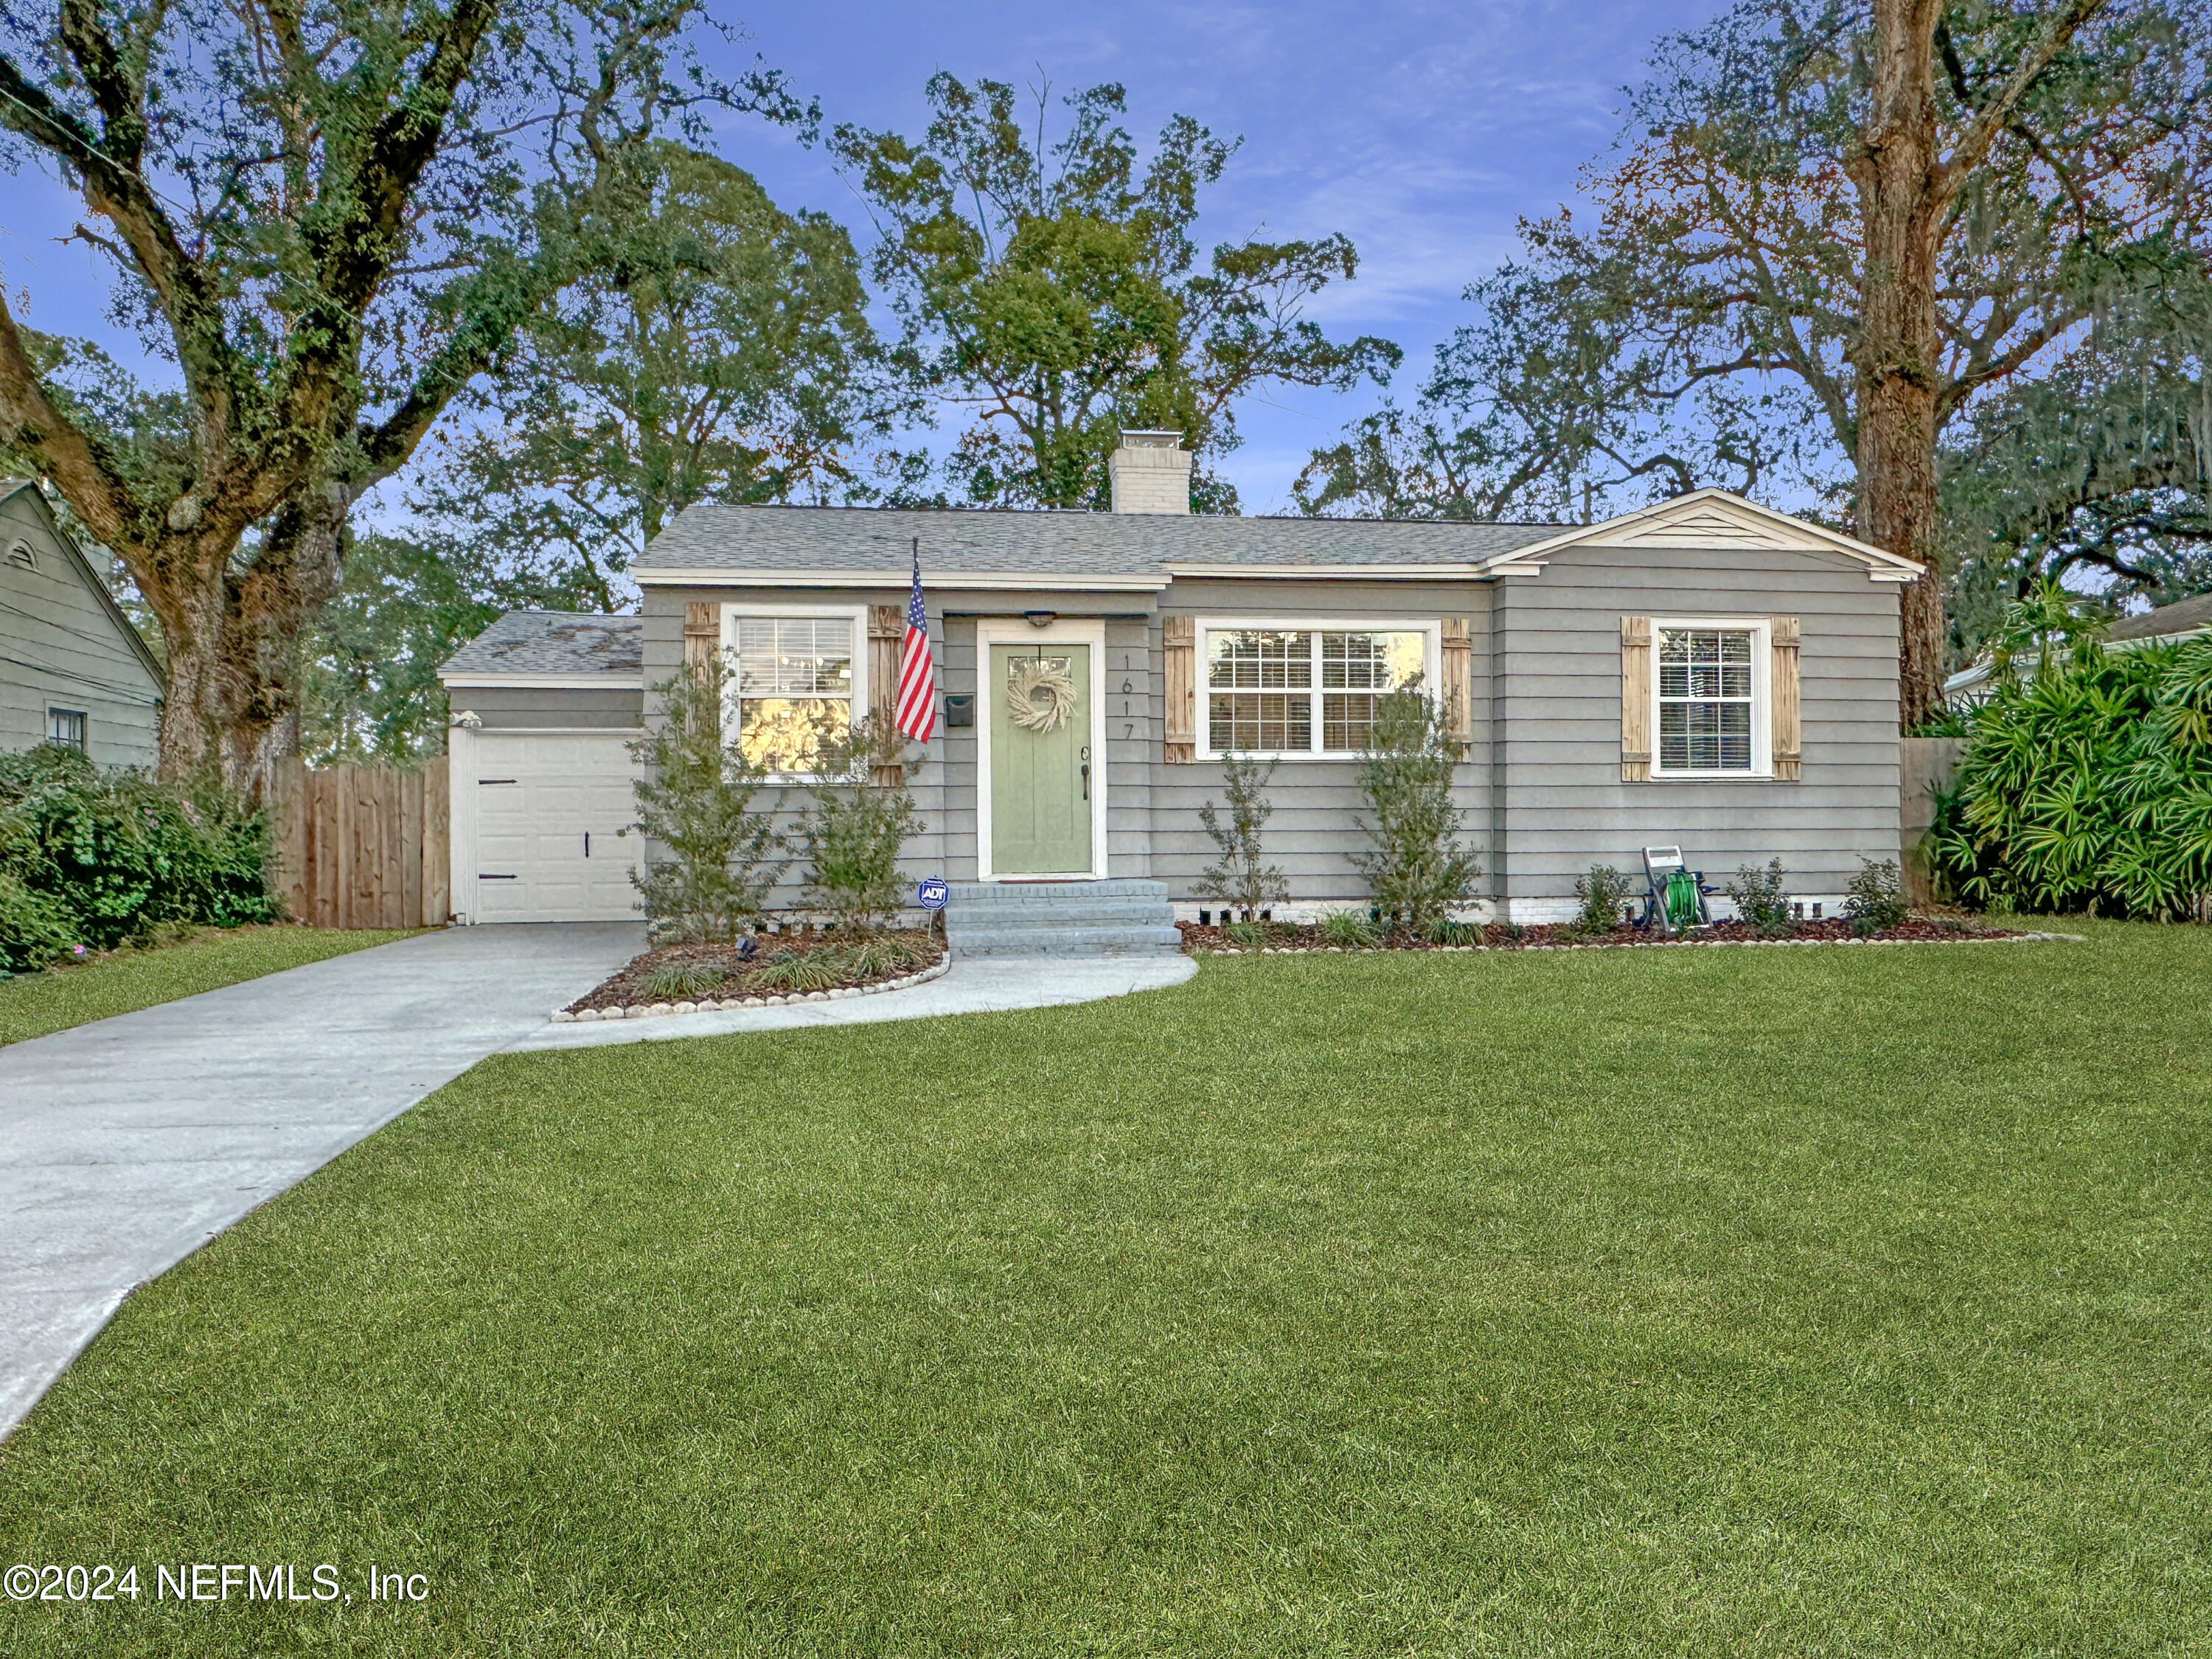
468;732;642;922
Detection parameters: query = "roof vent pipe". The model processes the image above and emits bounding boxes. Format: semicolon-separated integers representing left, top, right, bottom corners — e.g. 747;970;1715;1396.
1107;430;1192;515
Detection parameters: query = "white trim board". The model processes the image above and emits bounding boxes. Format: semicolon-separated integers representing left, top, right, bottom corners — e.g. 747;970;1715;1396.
1480;488;1926;583
974;616;1110;882
439;673;644;689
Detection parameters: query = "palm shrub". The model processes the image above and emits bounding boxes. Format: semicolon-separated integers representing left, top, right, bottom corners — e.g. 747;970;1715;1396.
630;657;785;944
1349;683;1482;934
1934;625;2212;920
1192;752;1290;923
796;714;924;934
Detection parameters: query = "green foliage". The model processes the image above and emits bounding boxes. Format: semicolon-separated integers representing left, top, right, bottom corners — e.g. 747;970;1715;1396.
1191;754;1289;923
1843;858;1910;937
829;74;1397;509
639;960;728;1002
1570;865;1634;936
300;534;616;765
1726;858;1796;937
1222;920;1271;947
630;658;785;944
1934;626;2212;919
0;747;277;972
1317;910;1378;948
0;869;76;975
844;933;936;981
1349;685;1482;933
748;948;845;993
795;717;925;934
411;143;899;590
1427;917;1486;946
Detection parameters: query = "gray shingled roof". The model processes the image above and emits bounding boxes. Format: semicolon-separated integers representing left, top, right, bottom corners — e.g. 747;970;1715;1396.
633;504;1572;574
441;611;642;678
2108;589;2212;643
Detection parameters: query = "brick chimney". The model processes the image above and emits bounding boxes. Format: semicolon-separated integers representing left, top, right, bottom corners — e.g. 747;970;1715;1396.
1107;430;1192;515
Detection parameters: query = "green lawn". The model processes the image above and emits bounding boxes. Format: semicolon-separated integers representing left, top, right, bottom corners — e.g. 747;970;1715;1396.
2;925;2208;1655
0;925;416;1046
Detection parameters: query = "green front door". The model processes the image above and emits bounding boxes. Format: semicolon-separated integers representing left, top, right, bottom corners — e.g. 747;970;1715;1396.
990;642;1093;874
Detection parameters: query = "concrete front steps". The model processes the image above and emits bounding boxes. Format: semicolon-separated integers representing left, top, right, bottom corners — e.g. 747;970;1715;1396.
943;878;1183;959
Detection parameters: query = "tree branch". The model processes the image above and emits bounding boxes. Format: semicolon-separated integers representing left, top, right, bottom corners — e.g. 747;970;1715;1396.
1939;0;2110;196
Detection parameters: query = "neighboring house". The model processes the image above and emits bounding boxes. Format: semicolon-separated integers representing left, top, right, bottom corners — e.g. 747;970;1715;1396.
1943;589;2212;703
1;479;165;768
439;431;1920;925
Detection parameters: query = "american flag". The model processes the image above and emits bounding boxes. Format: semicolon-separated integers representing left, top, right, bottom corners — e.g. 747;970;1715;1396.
894;538;936;743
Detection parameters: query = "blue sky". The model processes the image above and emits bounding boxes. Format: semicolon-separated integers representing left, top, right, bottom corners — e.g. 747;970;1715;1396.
1;0;1725;515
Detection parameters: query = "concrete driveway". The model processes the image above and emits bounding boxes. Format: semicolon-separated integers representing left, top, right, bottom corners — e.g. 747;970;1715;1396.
0;922;641;1441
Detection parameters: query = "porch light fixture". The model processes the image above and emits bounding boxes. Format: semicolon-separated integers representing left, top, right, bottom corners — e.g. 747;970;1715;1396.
1023;610;1057;628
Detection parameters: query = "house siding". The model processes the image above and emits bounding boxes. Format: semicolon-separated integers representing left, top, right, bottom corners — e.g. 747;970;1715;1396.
0;491;162;769
589;518;1905;922
449;686;644;730
1490;540;1900;917
1149;578;1493;908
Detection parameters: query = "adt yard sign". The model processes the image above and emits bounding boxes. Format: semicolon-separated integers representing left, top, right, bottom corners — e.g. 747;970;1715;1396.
917;877;949;911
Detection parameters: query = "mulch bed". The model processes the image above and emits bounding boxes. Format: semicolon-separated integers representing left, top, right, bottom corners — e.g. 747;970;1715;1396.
1180;915;2030;953
564;931;947;1016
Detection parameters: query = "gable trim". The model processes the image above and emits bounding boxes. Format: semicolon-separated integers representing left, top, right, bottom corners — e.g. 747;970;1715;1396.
1477;489;1924;584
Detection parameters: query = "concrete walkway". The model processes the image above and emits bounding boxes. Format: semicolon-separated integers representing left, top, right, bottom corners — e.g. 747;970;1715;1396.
0;922;642;1441
512;953;1197;1051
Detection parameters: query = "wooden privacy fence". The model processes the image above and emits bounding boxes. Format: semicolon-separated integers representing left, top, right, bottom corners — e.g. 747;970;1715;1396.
270;757;451;929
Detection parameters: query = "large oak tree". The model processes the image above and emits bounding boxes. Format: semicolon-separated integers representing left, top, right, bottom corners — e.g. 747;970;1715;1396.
0;0;790;792
1304;0;2208;726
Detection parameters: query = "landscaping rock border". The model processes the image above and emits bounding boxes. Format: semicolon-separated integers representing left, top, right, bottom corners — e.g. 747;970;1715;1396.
551;956;953;1023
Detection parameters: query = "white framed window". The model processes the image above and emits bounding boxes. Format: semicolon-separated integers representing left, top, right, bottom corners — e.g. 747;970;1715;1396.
1652;618;1770;777
719;604;868;772
1196;619;1439;759
46;708;87;751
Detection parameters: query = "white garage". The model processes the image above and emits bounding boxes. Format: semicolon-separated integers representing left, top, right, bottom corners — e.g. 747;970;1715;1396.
438;613;648;925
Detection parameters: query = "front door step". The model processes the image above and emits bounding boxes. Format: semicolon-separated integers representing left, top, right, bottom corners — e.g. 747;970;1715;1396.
943;879;1180;959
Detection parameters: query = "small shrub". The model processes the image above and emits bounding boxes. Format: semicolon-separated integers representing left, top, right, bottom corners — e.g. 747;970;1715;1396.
847;933;936;980
1349;684;1482;933
1571;865;1634;936
639;959;727;1001
748;948;846;992
630;656;785;944
1493;919;1526;944
1727;858;1795;936
1192;754;1289;923
1843;857;1910;936
796;716;925;935
1223;919;1270;947
1318;910;1377;948
1427;917;1486;946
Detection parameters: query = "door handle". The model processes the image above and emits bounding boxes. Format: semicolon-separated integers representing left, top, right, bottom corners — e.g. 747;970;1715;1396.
584;832;590;857
1080;745;1091;801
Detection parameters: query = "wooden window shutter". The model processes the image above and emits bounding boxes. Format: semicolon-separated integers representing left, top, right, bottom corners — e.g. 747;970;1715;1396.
1163;615;1197;763
1620;616;1652;782
869;605;905;784
1441;618;1474;752
683;602;720;735
683;601;718;667
1771;616;1802;781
